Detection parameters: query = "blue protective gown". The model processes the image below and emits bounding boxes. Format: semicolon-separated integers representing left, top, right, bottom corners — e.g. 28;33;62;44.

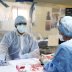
44;39;72;72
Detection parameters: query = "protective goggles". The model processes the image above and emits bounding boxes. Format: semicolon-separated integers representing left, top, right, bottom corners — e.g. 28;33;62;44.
16;23;27;25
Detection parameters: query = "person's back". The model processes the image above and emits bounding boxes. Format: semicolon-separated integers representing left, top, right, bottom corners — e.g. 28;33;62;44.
55;39;72;72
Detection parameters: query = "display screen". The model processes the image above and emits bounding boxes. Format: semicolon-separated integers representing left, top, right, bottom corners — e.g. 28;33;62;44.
65;8;72;16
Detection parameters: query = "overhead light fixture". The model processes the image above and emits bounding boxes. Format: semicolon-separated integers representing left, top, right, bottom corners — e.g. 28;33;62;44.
16;0;33;2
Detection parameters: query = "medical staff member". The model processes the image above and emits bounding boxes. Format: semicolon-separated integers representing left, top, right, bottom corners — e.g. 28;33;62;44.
44;16;72;72
0;16;40;60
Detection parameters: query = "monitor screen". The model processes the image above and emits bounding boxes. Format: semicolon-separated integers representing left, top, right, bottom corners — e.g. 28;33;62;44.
38;41;48;48
65;8;72;16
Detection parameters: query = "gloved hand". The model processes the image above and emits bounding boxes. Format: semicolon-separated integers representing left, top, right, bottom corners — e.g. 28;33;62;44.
0;60;9;66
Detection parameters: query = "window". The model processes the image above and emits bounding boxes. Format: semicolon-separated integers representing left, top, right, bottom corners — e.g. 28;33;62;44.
12;5;30;21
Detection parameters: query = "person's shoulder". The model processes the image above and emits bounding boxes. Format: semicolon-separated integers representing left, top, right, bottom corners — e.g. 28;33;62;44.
25;33;36;40
58;39;72;51
60;39;72;47
4;31;16;37
6;31;15;35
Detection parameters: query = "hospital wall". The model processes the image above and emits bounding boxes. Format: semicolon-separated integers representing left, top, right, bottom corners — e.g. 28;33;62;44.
0;2;72;41
32;3;72;38
32;4;58;38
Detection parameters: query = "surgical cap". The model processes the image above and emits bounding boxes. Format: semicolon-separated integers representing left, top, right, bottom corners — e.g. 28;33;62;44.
15;16;27;27
58;16;72;37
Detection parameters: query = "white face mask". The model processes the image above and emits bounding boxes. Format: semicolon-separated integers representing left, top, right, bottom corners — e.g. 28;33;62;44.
59;34;64;41
17;25;27;33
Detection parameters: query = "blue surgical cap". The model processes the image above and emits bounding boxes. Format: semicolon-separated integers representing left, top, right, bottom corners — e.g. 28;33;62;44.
58;16;72;37
15;16;27;27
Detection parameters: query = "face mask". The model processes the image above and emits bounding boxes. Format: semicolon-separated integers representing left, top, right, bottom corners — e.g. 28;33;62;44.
17;25;27;33
59;34;64;41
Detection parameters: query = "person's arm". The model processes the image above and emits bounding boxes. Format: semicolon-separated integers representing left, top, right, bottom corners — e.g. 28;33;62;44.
44;44;69;72
0;32;12;61
20;37;40;59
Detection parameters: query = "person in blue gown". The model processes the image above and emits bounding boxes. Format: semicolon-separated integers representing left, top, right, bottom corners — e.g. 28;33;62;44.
44;16;72;72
